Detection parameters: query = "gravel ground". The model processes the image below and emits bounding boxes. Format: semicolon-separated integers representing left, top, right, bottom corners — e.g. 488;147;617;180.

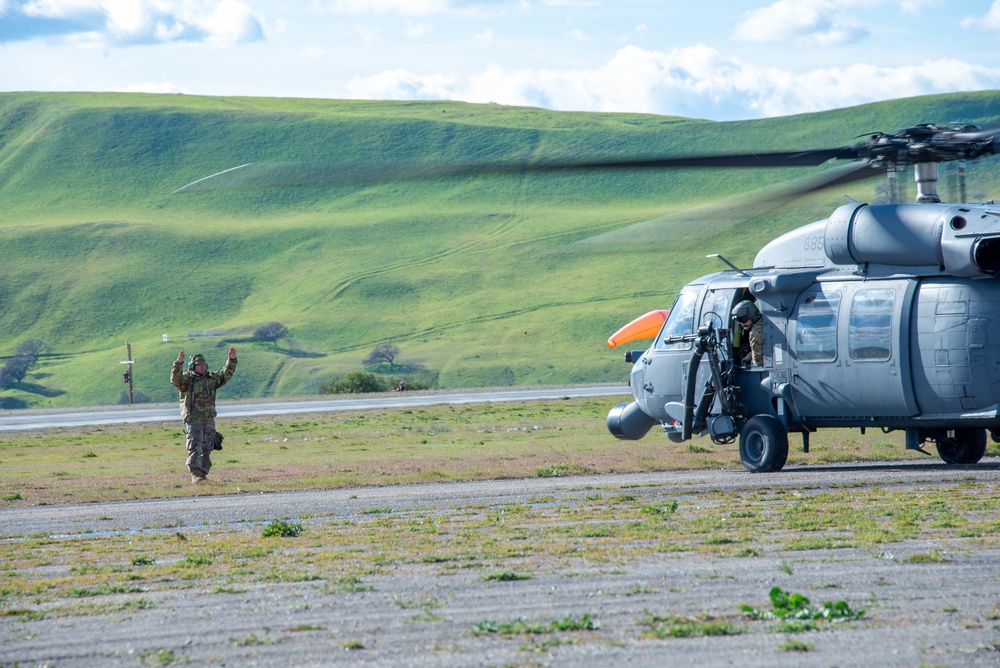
2;460;999;667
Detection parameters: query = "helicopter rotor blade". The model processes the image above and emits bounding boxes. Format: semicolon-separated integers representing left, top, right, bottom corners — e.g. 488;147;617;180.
171;122;1000;195
792;159;880;194
543;147;861;170
173;147;866;193
951;125;1000;143
566;161;880;254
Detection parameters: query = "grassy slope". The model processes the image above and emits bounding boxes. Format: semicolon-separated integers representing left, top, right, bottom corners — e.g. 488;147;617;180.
1;91;999;408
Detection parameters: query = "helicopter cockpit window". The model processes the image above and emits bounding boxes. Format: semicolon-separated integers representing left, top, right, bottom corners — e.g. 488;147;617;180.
705;293;730;331
849;289;894;361
795;291;841;362
654;290;698;350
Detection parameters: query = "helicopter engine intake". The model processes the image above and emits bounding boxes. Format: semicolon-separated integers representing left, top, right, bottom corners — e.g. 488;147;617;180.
973;236;1000;275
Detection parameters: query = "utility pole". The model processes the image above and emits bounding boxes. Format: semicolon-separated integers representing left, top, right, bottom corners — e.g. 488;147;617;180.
120;342;135;405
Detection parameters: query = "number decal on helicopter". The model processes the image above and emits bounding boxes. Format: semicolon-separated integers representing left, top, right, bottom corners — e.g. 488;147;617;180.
803;235;824;252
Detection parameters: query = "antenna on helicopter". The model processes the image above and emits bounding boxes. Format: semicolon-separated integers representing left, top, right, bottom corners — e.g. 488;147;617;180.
958;158;968;203
707;254;748;276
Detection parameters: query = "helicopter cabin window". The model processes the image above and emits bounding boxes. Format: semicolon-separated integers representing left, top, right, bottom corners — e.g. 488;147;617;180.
654;290;698;350
795;291;841;362
849;289;894;361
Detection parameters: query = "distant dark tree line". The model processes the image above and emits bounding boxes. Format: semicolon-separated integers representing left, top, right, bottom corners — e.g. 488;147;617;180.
0;339;51;389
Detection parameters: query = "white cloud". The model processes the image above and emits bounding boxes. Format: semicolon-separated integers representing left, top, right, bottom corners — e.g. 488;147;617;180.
196;0;263;45
961;0;1000;31
405;20;430;37
898;0;941;13
781;59;1000;116
569;28;586;41
0;0;264;46
344;44;1000;120
352;24;382;45
323;0;526;19
732;0;869;46
116;81;190;94
325;0;462;16
346;69;458;100
298;46;326;59
473;28;494;46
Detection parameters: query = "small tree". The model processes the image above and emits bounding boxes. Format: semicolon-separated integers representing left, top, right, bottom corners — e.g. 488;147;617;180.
0;356;31;388
254;322;289;349
363;343;400;370
15;339;50;364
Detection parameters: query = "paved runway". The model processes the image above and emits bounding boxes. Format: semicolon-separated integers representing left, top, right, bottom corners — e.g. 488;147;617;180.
0;384;630;430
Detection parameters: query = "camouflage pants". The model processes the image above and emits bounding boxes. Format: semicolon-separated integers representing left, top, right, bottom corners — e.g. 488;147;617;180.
185;419;216;475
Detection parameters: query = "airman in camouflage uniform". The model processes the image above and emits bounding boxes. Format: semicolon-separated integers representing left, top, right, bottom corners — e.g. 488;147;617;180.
732;300;764;366
171;348;237;484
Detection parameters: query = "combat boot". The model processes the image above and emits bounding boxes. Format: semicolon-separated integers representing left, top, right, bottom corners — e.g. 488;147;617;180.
190;468;207;484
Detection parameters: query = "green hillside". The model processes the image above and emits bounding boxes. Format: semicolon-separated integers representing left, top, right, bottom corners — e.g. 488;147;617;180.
1;91;999;408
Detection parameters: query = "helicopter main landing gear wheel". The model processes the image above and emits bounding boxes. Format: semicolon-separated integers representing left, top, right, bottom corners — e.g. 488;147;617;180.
738;415;789;472
936;429;987;465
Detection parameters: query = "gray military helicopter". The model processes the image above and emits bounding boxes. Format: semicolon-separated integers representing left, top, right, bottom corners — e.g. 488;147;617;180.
603;123;1000;471
177;121;1000;472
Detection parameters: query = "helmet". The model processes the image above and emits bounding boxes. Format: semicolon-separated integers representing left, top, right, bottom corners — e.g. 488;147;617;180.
731;300;760;325
188;353;207;371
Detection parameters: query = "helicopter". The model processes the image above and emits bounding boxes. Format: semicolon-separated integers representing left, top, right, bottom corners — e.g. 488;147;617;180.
176;119;1000;473
603;123;1000;471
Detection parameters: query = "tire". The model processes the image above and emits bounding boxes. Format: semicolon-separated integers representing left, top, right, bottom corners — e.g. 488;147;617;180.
738;415;789;472
936;429;987;465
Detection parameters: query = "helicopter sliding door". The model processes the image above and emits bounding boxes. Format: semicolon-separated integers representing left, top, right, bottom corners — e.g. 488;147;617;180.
788;280;918;419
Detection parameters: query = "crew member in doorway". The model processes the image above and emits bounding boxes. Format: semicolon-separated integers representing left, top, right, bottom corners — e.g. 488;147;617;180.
732;300;763;366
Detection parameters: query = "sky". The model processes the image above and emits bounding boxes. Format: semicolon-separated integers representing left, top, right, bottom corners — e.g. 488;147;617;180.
2;0;1000;121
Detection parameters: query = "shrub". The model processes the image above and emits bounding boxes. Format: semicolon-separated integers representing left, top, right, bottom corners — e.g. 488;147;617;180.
118;390;152;404
320;371;389;394
320;370;438;394
262;519;303;538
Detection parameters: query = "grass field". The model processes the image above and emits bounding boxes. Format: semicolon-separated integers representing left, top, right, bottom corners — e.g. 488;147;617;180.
4;396;999;508
2;91;1000;408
